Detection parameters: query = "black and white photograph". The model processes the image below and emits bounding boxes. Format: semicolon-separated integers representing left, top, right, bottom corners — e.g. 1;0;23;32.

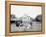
10;5;42;32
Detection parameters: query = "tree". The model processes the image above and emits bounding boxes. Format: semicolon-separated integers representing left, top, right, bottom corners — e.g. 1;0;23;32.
35;15;42;22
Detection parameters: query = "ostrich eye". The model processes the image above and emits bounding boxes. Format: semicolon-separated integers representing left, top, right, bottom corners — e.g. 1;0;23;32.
30;22;32;26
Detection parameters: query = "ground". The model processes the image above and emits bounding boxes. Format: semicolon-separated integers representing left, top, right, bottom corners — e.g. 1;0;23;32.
11;22;41;32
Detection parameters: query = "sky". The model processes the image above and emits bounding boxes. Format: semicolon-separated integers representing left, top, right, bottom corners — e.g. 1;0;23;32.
11;5;41;19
